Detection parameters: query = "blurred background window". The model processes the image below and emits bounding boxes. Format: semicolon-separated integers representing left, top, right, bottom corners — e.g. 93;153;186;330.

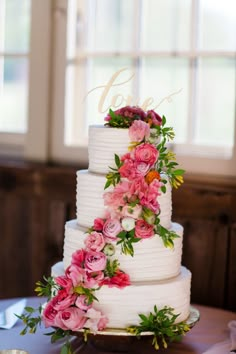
0;0;31;148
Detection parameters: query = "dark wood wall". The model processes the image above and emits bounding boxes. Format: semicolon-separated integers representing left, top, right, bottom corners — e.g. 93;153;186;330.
0;160;235;311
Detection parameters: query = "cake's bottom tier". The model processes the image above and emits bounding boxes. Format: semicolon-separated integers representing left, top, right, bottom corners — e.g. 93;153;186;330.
52;262;191;329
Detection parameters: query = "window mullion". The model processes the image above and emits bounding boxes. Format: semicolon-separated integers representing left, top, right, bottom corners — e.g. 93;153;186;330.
24;0;52;161
187;0;199;145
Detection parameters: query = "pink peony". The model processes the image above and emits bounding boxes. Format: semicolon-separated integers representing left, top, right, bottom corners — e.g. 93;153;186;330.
129;177;149;200
84;270;104;288
103;182;129;210
121;204;142;219
135;219;154;239
66;264;85;287
102;218;122;242
133;143;158;166
101;270;131;289
146;110;162;126
54;307;87;331
129;120;150;142
85;308;109;332
93;218;105;231
75;295;92;311
115;106;146;120
141;179;161;213
84;251;107;272
84;231;106;252
42;300;58;328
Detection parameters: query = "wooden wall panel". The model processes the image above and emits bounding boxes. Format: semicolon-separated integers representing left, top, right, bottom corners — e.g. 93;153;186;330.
227;224;236;311
178;219;228;308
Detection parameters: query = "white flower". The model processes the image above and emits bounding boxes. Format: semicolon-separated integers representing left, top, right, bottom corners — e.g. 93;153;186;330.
121;217;135;231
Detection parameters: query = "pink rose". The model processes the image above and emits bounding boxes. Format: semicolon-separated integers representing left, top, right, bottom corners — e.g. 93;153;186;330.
66;264;85;287
93;218;105;231
71;249;86;267
101;270;131;289
84;270;104;288
75;295;92;311
103;218;122;242
85;232;106;252
133;143;158;166
129;120;150;142
121;204;142;219
55;275;73;294
42;300;58;328
54;307;87;331
135;219;154;239
85;251;107;272
134;161;150;177
146;110;162;126
52;289;76;311
85;308;109;332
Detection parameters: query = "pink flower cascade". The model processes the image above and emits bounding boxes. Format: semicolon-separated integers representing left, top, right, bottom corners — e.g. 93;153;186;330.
42;106;163;334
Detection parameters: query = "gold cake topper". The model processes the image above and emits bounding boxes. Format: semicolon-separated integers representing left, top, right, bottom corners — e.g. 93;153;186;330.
84;67;182;113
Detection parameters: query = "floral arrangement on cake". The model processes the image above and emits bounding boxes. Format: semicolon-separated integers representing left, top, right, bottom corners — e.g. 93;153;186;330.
19;106;189;354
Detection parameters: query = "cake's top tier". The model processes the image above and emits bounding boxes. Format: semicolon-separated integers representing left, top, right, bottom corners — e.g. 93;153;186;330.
88;125;130;174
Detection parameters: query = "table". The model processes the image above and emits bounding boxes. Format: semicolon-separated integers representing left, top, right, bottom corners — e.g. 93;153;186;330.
0;297;235;353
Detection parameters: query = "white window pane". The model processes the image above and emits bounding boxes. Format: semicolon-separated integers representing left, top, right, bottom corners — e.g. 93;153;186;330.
141;0;191;51
195;58;235;147
0;58;28;133
3;0;31;53
65;58;134;145
199;0;236;51
140;57;189;143
86;0;135;51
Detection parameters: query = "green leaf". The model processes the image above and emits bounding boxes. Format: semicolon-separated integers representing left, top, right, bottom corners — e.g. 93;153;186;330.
114;154;121;168
172;169;185;176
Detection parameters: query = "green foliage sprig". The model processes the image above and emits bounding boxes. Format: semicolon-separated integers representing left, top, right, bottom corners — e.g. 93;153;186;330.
104;259;120;278
127;305;190;350
17;305;42;335
105;154;122;189
35;275;58;299
117;229;141;257
154;222;180;249
105;109;137;128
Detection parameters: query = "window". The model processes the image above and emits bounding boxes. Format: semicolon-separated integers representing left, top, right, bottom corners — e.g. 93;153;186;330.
0;1;51;160
0;0;30;150
0;0;235;176
51;0;236;175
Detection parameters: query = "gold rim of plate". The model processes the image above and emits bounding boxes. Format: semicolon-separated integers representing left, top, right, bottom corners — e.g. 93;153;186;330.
77;305;200;337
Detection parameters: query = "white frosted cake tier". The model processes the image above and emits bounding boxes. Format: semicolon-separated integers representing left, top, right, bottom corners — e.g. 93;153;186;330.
76;170;172;229
63;220;183;282
52;262;191;328
88;125;131;174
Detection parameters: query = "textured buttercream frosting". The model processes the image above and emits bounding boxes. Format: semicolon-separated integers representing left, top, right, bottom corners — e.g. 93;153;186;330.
63;219;183;281
76;170;172;229
52;262;191;328
88;125;131;174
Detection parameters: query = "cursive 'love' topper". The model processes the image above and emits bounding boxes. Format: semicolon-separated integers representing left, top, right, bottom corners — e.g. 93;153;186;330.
84;67;183;114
